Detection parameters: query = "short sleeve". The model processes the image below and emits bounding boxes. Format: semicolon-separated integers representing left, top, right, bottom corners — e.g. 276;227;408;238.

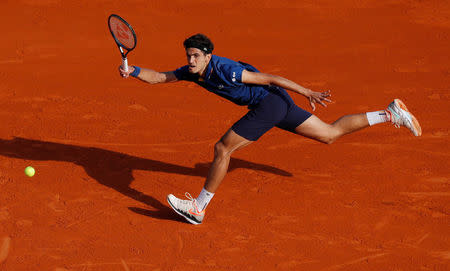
220;64;245;84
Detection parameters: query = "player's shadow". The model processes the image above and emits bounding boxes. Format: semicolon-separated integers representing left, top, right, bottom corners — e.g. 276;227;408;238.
0;137;292;222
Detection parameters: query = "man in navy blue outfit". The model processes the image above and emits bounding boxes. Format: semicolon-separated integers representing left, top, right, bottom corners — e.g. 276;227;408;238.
119;33;421;225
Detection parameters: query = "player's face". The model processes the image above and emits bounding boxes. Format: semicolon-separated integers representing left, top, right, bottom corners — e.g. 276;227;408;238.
186;48;211;76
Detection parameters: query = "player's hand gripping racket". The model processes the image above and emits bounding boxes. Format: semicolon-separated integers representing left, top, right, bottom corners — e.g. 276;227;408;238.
108;14;137;72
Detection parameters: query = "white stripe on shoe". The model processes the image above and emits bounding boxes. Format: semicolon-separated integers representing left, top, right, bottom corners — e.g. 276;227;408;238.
386;99;422;136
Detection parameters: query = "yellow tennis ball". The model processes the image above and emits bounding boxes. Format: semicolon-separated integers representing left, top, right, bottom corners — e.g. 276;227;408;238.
25;166;35;177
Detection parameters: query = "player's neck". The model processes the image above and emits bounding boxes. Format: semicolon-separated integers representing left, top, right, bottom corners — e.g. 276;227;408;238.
199;59;211;78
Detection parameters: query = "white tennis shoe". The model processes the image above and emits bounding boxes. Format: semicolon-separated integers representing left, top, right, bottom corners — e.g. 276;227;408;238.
386;99;422;136
167;193;205;225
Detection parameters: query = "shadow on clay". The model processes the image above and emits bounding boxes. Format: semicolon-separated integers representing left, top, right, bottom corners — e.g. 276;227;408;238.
0;137;292;223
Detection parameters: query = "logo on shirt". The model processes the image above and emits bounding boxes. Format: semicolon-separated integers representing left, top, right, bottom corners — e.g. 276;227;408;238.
218;84;224;89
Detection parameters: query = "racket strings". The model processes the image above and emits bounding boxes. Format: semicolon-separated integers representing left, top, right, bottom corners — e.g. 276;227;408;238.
109;16;136;50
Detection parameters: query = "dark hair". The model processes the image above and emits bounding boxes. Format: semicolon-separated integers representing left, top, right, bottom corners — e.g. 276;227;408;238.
183;33;214;54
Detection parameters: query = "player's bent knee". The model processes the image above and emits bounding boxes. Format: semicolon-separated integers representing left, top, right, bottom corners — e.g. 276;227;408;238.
320;126;343;144
325;132;342;144
324;137;337;144
213;141;231;159
313;136;331;144
316;132;339;144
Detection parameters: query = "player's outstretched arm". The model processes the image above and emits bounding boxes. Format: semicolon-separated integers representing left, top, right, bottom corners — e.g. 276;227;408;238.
119;65;178;84
241;70;331;111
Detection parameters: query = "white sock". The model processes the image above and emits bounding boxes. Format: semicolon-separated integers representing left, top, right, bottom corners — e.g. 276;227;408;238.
366;110;388;126
196;188;214;211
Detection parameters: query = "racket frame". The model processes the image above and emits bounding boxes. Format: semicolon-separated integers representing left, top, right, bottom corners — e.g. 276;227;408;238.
108;14;137;72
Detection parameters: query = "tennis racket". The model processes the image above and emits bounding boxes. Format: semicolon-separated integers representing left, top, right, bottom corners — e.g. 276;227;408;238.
108;14;137;72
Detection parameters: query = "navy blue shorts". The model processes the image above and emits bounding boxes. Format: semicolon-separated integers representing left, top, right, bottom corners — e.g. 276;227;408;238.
231;87;312;141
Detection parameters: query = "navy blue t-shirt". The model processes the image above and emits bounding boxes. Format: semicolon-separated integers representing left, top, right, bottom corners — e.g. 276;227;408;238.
173;55;269;107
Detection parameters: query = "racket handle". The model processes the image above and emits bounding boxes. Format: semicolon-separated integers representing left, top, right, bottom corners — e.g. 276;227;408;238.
122;57;129;72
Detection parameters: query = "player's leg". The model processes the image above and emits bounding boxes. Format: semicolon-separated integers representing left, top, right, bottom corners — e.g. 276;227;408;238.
294;99;422;143
167;91;288;224
294;114;369;144
204;129;252;193
167;129;252;225
166;132;251;225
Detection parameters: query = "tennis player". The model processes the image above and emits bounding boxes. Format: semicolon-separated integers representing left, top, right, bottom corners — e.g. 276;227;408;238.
119;33;421;225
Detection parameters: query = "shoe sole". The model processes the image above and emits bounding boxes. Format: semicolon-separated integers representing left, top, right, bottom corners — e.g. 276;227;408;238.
167;196;201;225
394;99;422;136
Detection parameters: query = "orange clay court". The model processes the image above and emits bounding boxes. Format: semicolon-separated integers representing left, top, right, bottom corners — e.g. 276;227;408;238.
0;1;449;270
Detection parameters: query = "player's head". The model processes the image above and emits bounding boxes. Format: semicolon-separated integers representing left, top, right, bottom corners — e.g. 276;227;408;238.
183;33;214;75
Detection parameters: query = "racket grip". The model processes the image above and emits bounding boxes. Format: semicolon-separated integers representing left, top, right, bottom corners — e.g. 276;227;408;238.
122;58;129;72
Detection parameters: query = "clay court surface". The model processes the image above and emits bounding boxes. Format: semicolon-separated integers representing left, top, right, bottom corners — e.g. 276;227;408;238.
0;0;449;270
